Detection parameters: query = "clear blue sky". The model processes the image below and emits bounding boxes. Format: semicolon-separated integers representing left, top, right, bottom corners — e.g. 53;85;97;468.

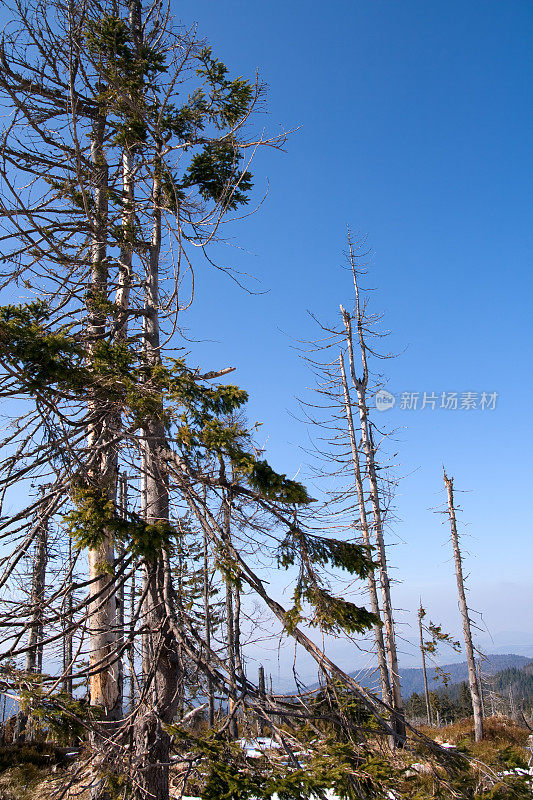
175;0;533;671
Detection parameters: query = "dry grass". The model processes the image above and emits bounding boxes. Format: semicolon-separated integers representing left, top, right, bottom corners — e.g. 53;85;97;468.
0;743;77;800
417;715;529;758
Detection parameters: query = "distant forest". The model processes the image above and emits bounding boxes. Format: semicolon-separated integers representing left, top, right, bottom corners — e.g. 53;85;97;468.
406;659;533;723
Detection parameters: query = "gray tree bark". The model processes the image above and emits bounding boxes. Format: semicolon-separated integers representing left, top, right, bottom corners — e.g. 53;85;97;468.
203;526;215;727
63;537;74;696
339;352;392;708
87;112;121;726
133;140;179;800
26;502;49;674
418;604;432;725
443;469;483;741
14;500;50;742
222;490;239;740
341;295;405;745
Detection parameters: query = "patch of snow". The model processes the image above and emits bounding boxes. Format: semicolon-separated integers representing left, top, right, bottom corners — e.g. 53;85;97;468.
271;792;342;800
239;737;281;751
256;737;280;748
409;762;432;774
245;749;264;759
497;768;533;777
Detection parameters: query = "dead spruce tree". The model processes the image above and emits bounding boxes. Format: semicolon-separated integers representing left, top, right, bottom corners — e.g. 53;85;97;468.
338;351;393;710
443;469;484;741
298;232;405;744
341;234;405;743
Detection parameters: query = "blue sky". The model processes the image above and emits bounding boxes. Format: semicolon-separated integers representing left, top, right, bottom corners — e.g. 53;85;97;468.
174;0;533;671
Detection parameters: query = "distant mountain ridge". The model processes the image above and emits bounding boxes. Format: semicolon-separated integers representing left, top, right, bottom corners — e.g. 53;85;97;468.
396;654;532;697
301;654;532;697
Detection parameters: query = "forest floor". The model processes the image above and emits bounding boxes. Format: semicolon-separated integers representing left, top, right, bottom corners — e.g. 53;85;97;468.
0;716;531;800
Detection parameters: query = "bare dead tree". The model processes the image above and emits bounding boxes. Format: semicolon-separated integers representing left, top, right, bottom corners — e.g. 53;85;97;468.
25;494;49;675
62;536;74;696
443;469;484;741
340;232;405;744
418;604;432;726
296;232;405;745
12;494;50;741
203;523;216;727
339;351;393;708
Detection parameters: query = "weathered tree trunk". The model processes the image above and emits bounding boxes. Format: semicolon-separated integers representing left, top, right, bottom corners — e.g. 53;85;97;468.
257;665;266;735
222;487;239;740
225;580;238;738
116;475;128;714
86;111;121;800
128;563;137;714
233;581;245;687
339;352;392;708
203;526;215;727
477;658;486;718
443;469;483;741
26;503;49;674
87;112;121;726
418;604;432;725
14;501;49;741
63;537;74;696
341;299;405;745
133;140;179;800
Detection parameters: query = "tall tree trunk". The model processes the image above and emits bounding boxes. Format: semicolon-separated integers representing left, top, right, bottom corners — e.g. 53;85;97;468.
128;563;137;714
87;112;121;726
257;666;266;736
26;502;49;674
339;352;392;708
418;604;432;725
342;302;405;745
203;526;215;727
225;580;238;739
63;537;74;696
476;659;486;718
233;582;245;687
86;111;121;800
133;140;179;800
15;500;49;741
222;485;239;740
116;475;128;715
443;469;483;741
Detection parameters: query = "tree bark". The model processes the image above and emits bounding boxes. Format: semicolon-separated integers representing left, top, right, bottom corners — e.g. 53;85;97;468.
133;139;179;800
26;502;49;674
339;352;392;708
257;665;266;736
63;537;74;696
443;469;483;741
203;526;215;727
341;301;405;745
116;475;128;715
14;500;49;741
87;111;121;725
418;605;432;725
221;485;239;739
